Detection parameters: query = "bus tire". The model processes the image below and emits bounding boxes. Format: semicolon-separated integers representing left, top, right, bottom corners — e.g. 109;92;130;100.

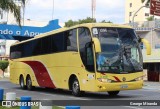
26;76;34;90
108;91;119;96
19;76;26;89
72;78;83;97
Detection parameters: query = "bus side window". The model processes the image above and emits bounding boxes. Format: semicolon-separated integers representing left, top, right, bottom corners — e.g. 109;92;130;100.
78;27;94;72
41;36;52;54
52;32;66;52
86;43;94;71
32;39;42;56
10;45;22;59
65;29;78;51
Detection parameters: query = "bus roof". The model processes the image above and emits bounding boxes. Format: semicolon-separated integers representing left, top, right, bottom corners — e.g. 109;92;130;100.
11;23;132;46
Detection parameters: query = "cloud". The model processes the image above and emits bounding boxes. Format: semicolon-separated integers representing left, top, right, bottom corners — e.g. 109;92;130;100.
24;0;125;24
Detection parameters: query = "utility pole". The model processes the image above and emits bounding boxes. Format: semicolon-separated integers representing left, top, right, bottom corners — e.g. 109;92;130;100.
52;0;54;20
132;6;146;28
91;0;96;20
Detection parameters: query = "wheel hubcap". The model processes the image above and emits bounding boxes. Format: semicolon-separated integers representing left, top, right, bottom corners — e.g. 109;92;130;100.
27;79;31;88
73;81;79;93
21;79;24;87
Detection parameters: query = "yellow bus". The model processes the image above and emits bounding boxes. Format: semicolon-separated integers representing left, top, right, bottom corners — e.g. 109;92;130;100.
9;23;151;96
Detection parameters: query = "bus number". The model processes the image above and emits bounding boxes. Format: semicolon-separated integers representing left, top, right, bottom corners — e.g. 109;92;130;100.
100;29;107;32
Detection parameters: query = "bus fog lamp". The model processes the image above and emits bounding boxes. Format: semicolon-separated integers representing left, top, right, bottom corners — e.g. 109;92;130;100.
97;78;111;83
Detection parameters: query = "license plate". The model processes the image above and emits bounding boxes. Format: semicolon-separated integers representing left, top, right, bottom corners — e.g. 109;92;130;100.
121;84;128;89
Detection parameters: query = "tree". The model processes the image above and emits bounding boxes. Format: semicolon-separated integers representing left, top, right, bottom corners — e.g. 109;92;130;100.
101;20;112;23
0;60;9;78
65;17;112;27
65;20;79;27
146;16;154;21
65;17;96;27
141;0;150;5
0;0;25;26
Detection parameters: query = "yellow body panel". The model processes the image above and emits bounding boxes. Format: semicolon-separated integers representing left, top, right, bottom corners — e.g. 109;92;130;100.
10;51;144;92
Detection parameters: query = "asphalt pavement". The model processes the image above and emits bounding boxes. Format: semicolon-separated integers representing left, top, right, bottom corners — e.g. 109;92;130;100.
1;77;160;109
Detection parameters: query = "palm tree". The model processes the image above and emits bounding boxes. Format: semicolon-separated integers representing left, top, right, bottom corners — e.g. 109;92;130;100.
0;0;25;26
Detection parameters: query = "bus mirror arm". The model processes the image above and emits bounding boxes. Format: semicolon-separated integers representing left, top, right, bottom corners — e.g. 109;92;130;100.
92;38;101;53
137;35;142;43
140;38;151;55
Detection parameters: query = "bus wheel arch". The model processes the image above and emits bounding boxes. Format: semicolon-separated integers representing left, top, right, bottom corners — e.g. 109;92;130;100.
19;74;26;89
69;74;77;91
69;74;84;96
26;74;34;90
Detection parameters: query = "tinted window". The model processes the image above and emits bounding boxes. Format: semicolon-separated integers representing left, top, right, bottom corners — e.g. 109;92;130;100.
52;32;66;52
65;29;77;51
41;36;52;54
10;29;76;59
10;44;23;59
32;39;41;56
23;41;33;57
78;27;94;71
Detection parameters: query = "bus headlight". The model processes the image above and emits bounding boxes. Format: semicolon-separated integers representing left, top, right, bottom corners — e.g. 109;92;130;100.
97;78;112;83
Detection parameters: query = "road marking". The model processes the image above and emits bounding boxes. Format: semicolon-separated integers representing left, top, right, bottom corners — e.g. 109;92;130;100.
4;88;89;100
1;88;9;89
123;106;143;109
120;93;143;96
143;87;160;90
38;92;89;100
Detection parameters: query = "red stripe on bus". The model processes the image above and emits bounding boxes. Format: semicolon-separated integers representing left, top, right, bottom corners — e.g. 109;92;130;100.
21;61;56;88
113;76;121;82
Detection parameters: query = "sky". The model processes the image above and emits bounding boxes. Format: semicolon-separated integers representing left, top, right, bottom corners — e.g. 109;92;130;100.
24;0;125;25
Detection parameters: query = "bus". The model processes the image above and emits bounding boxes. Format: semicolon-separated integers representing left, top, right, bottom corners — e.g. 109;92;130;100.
9;23;151;96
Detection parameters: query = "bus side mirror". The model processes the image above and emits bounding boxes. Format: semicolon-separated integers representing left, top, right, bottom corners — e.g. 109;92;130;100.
92;37;101;53
140;38;151;55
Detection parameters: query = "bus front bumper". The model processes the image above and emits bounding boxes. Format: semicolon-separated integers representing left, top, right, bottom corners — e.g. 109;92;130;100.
95;80;143;92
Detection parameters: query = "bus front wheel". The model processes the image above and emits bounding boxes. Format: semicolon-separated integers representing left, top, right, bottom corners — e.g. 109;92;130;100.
72;78;83;97
26;76;34;90
107;91;119;96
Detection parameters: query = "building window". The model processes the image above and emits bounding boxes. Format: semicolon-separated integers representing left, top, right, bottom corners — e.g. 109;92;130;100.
145;13;149;16
155;44;160;49
130;3;132;7
129;12;132;16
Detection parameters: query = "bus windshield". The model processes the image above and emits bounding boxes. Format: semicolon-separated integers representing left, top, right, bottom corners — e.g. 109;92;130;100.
93;28;143;73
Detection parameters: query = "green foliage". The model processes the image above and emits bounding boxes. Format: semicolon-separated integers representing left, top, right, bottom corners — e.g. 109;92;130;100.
65;17;112;27
100;20;112;23
146;16;154;21
141;0;150;4
0;0;25;26
141;0;145;3
65;17;96;27
0;60;9;72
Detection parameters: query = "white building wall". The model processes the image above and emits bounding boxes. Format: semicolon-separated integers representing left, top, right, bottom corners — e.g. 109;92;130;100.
125;0;160;23
6;40;17;56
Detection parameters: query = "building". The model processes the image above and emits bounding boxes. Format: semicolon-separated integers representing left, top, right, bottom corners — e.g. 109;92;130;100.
125;0;160;23
125;0;160;82
0;0;61;58
137;20;160;82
